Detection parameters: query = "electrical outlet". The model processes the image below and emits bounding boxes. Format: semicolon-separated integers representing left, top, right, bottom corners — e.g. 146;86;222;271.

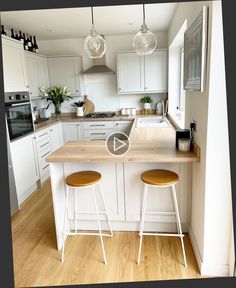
190;120;197;132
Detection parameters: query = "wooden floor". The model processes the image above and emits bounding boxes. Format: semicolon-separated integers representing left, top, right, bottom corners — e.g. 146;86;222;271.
11;180;202;287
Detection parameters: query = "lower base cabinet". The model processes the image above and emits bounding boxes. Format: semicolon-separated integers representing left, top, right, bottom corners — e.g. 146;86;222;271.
62;122;82;142
10;133;39;205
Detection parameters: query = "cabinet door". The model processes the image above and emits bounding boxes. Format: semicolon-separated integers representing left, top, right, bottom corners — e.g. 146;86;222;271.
48;57;82;96
62;122;81;143
2;37;29;92
10;133;39;205
49;123;63;151
25;53;40;97
117;53;144;94
144;50;168;92
115;120;133;135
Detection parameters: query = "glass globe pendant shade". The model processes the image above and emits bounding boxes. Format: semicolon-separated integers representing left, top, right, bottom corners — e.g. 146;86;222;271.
84;26;106;59
133;24;157;56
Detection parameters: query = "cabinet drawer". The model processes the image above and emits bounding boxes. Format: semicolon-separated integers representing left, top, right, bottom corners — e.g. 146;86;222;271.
39;162;50;179
83;129;113;139
37;138;51;152
84;137;108;141
36;129;50;140
83;121;114;130
38;146;51;163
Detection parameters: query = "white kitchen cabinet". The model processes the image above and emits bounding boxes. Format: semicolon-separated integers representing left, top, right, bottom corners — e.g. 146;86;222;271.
115;120;133;135
82;121;114;141
144;50;168;92
116;49;168;94
49;123;63;151
116;52;144;93
48;56;83;96
1;36;29;92
62;122;82;142
10;133;39;205
25;52;49;98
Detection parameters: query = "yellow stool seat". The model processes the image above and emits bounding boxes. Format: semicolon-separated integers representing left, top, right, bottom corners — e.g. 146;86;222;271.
141;169;179;186
66;171;101;187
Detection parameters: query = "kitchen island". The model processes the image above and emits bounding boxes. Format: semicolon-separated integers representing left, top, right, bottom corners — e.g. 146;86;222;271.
46;117;200;250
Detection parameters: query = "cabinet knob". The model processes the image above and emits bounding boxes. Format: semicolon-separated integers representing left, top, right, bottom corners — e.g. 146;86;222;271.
145;87;147;90
116;123;119;126
76;90;79;93
26;85;30;88
118;88;121;91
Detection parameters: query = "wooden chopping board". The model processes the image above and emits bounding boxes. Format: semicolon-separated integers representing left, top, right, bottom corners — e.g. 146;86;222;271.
82;96;95;115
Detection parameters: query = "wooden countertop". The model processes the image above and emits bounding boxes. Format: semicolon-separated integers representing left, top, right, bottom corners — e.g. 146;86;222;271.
46;116;200;163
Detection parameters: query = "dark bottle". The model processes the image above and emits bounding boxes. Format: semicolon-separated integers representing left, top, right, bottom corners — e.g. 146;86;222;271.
19;30;24;42
1;25;7;36
27;34;32;51
11;28;15;39
32;36;39;53
23;33;29;51
14;30;20;41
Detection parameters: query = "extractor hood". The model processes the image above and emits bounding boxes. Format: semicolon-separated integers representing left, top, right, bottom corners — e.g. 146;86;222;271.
83;55;115;75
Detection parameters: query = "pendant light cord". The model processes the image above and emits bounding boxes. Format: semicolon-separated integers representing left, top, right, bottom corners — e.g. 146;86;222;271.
91;7;94;26
143;4;146;25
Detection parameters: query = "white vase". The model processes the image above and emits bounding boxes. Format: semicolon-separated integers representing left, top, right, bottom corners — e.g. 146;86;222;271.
144;103;151;109
76;106;86;117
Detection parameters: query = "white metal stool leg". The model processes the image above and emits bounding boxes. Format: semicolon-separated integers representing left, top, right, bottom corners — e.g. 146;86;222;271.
92;185;107;264
171;184;187;267
74;188;77;233
98;182;113;237
137;183;148;265
61;186;69;262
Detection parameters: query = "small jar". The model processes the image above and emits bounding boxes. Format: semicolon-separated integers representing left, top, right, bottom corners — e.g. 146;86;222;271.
126;108;131;116
121;108;126;116
178;138;191;152
131;108;136;116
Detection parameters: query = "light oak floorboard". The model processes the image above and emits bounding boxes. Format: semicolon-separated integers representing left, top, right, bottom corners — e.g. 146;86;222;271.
12;180;202;287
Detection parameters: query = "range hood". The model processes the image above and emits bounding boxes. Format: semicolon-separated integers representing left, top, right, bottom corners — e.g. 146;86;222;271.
83;55;115;75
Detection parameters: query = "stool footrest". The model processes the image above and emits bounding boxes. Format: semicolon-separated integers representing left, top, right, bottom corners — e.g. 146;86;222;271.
144;211;176;216
66;232;112;237
140;232;185;238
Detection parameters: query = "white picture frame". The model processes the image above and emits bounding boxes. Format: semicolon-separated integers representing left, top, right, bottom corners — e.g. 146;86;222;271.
184;6;208;92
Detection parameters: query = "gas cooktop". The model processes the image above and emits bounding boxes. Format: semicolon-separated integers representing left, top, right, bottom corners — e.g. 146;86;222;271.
84;112;116;118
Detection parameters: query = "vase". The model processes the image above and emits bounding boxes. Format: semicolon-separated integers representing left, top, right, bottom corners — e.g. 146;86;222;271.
144;103;151;110
54;103;61;120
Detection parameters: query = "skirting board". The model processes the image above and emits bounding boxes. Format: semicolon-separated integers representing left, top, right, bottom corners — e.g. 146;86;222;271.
189;226;229;277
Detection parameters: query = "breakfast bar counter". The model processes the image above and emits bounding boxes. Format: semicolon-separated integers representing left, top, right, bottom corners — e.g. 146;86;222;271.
46;117;200;251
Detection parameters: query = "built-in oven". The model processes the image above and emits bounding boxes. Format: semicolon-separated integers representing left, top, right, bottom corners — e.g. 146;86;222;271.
5;92;34;141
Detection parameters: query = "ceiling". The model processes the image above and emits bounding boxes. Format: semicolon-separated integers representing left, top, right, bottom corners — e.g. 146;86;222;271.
1;3;178;40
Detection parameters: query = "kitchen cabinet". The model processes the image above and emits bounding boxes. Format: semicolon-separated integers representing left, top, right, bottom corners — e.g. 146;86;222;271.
25;52;49;99
49;123;63;151
82;121;114;141
1;36;29;92
48;56;83;96
62;122;82;142
10;133;39;205
116;49;167;94
115;120;133;135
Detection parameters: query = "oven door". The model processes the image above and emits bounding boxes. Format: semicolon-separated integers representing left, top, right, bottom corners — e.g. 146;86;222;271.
5;102;34;141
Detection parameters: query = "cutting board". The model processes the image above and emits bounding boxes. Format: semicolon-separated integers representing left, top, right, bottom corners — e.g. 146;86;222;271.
83;96;95;115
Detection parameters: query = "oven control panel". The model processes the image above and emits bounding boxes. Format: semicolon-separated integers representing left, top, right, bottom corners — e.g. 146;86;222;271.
5;91;30;103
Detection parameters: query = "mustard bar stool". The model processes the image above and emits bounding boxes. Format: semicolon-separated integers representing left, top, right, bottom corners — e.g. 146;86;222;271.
137;169;187;267
61;170;113;263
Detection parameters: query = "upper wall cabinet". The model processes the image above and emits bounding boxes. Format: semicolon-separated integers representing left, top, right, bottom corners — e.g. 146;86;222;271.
25;52;49;99
47;56;83;96
1;36;29;92
116;49;167;94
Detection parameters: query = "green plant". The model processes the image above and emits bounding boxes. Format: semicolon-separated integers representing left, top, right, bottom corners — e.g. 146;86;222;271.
40;85;72;119
140;96;153;104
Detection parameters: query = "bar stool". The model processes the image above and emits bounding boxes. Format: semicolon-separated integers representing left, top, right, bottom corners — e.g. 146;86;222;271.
137;169;187;267
61;170;113;264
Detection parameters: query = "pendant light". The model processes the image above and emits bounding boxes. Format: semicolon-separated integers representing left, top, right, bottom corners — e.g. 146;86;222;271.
84;7;106;59
133;4;157;56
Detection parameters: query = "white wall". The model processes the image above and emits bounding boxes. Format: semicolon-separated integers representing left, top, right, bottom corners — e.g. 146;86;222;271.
168;0;233;276
34;32;168;112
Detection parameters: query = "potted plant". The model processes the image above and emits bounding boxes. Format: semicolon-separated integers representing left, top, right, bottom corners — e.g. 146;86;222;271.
140;96;153;110
40;85;72;120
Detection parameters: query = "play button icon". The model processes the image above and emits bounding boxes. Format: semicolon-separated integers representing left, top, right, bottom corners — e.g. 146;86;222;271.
106;132;130;156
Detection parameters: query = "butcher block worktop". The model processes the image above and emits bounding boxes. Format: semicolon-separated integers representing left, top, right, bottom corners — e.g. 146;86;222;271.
46;116;200;163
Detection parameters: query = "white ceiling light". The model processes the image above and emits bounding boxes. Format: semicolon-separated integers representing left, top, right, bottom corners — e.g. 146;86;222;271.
133;4;157;55
84;7;106;59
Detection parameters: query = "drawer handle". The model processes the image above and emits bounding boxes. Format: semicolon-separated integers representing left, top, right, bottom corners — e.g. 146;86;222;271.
90;133;106;135
40;141;50;148
90;139;106;141
41;151;50;158
42;164;49;170
38;132;48;138
89;124;106;127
